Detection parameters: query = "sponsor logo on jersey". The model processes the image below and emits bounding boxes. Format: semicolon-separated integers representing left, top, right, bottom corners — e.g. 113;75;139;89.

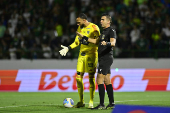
88;63;93;67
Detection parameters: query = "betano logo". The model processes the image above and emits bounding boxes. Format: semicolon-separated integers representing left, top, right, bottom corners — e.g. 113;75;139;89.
38;72;78;90
39;72;58;90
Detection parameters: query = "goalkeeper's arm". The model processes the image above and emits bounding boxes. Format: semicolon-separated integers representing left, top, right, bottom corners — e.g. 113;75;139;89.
76;31;100;45
59;35;80;56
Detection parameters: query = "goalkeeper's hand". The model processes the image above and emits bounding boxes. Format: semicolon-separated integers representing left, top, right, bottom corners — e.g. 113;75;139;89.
59;45;69;56
76;31;83;38
76;31;88;41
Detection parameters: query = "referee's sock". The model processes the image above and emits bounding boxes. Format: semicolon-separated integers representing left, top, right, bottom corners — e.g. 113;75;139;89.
98;84;105;106
106;84;114;105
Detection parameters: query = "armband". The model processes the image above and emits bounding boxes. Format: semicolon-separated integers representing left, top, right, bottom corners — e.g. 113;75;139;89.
106;42;111;47
82;36;88;41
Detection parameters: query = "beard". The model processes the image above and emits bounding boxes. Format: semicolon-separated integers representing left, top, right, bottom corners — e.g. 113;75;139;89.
80;24;85;28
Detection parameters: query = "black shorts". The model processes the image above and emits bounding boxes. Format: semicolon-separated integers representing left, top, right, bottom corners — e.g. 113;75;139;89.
98;55;113;75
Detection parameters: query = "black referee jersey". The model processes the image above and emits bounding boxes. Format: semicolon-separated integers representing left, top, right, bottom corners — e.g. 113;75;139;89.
98;27;117;58
97;27;117;75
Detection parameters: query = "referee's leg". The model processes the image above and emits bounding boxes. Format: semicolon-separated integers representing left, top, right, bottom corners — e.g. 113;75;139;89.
97;73;105;106
104;74;115;109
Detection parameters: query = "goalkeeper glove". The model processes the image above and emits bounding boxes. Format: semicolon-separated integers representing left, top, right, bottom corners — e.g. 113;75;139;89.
82;36;88;41
78;37;89;45
59;45;69;56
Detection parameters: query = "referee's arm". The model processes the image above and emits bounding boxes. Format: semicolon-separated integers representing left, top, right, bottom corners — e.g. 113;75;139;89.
110;38;116;47
110;29;116;46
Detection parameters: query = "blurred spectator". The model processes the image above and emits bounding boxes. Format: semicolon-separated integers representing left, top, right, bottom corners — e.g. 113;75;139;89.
42;44;52;59
7;23;15;38
23;8;31;24
138;1;148;10
0;46;3;59
130;25;140;46
0;0;169;59
30;43;41;59
69;27;76;43
0;21;6;38
9;44;17;60
20;37;28;59
69;3;77;27
55;22;63;38
20;25;30;38
2;29;12;51
162;23;170;38
151;28;161;49
135;34;150;57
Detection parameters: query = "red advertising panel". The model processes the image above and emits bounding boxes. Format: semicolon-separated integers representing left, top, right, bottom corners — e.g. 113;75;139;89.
0;70;20;91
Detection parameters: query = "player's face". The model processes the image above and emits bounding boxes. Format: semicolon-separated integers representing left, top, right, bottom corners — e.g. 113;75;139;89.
76;17;85;28
100;16;110;28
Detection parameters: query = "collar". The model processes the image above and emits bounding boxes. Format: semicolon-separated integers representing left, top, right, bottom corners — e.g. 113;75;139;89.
103;27;111;31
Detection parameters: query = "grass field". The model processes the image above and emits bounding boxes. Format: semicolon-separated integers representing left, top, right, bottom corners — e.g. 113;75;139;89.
0;92;170;113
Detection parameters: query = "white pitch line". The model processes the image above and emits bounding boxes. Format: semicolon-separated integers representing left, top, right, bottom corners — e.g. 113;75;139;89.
0;104;61;109
0;100;139;109
85;100;139;104
0;105;28;108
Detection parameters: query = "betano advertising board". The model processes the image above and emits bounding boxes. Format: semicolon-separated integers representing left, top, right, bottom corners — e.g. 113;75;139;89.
0;69;170;92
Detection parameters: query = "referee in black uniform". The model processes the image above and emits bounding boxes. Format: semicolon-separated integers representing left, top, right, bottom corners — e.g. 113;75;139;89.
76;13;117;110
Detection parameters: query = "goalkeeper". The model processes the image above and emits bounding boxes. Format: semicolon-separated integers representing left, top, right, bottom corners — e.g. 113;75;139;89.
59;13;100;108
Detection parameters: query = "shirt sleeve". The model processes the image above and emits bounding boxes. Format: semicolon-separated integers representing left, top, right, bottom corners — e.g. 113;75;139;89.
93;30;100;39
110;29;117;39
92;24;100;39
69;27;81;49
69;35;80;49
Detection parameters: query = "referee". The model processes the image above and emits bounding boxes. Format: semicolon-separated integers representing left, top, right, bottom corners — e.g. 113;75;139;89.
76;13;117;110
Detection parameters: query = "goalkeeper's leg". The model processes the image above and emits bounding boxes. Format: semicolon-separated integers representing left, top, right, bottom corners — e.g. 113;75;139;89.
88;73;95;108
74;72;85;108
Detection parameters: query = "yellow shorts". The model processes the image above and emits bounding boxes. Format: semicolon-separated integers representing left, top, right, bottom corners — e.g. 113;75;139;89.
77;52;98;73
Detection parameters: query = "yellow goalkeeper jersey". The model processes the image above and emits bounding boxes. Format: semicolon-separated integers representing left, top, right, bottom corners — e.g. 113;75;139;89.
70;22;100;53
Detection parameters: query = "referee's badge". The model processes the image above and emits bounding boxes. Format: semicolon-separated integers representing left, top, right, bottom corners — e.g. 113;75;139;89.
87;31;90;34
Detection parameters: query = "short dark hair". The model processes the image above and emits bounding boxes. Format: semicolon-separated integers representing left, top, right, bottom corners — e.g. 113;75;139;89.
101;13;112;23
78;13;87;20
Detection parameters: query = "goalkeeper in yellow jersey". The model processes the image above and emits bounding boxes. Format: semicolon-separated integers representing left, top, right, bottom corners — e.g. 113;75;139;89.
59;13;100;108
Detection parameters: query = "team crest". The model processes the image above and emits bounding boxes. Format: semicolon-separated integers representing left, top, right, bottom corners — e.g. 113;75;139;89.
87;31;90;34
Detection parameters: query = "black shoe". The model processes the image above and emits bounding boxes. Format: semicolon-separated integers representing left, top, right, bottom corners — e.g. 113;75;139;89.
106;103;115;109
91;104;105;110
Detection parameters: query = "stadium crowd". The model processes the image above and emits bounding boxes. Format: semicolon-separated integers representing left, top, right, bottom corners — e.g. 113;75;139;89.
0;0;170;59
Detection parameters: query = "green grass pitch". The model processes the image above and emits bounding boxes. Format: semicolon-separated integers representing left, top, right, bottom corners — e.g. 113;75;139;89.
0;92;170;113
